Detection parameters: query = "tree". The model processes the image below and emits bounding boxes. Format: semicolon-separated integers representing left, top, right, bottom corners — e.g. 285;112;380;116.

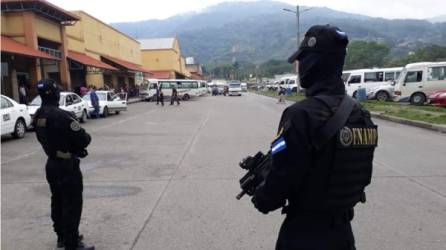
344;41;390;70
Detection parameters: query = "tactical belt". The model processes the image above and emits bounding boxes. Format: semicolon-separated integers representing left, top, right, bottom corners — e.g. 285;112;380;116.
55;151;72;159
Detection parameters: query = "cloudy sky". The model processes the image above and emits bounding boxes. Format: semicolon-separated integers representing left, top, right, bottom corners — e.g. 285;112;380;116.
48;0;445;23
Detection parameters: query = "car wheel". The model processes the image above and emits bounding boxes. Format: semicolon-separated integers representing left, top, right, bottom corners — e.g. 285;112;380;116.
80;110;88;123
115;110;120;115
352;91;357;99
376;91;390;102
12;118;26;139
183;94;190;101
410;93;426;106
102;106;109;117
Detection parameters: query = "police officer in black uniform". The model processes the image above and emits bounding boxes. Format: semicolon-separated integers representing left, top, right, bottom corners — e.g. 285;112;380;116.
251;25;378;250
33;79;95;250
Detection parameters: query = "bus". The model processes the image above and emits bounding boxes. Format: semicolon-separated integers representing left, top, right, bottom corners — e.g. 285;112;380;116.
142;79;201;101
344;67;403;97
394;62;446;105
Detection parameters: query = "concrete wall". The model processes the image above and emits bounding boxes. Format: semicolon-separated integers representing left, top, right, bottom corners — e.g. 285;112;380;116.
66;11;141;65
35;16;62;42
1;13;24;36
141;49;181;72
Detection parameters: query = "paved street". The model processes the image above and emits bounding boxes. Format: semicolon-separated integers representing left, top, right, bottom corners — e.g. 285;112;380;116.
2;93;446;250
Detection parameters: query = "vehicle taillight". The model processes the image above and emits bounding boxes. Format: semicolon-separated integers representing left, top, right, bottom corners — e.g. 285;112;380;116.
394;91;401;96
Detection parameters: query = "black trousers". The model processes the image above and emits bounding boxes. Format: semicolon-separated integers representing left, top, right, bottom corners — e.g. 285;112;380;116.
276;211;356;250
170;95;180;105
46;158;83;249
157;94;164;106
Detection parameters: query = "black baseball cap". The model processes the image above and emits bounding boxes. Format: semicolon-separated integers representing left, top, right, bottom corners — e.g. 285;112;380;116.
288;24;349;63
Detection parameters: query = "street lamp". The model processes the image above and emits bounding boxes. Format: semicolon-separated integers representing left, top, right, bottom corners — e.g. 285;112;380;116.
283;6;313;49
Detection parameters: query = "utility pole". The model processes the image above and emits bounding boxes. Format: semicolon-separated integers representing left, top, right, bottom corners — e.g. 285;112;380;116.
283;6;313;49
296;5;300;48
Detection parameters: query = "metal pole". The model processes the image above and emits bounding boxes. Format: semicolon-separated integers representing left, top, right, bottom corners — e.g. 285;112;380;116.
296;5;300;48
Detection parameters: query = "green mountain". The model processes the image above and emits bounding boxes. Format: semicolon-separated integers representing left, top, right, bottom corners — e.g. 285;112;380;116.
111;1;446;65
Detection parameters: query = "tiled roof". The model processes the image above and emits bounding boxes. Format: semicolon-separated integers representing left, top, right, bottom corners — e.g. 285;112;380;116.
1;35;59;60
101;55;152;74
68;51;118;71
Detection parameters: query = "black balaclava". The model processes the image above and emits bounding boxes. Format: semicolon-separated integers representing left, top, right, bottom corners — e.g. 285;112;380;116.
37;79;60;106
298;51;346;97
288;25;349;97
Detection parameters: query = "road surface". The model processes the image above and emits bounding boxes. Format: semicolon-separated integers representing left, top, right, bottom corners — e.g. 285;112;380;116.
2;93;446;250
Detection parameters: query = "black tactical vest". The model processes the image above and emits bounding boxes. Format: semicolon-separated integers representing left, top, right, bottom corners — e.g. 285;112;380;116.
292;105;377;213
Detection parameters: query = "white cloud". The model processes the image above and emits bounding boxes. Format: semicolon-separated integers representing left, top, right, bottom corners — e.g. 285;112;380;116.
47;0;446;23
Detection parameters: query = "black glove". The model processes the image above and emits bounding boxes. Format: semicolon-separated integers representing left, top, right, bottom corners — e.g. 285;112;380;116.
251;195;270;214
76;149;88;158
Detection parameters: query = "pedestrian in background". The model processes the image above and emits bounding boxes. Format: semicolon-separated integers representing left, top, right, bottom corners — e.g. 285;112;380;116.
80;86;88;97
155;83;161;105
277;87;285;104
159;85;164;106
170;85;180;105
19;83;28;105
89;86;100;118
33;79;95;250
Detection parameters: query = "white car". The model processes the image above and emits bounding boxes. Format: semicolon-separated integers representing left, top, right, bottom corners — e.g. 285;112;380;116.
1;95;31;138
28;92;89;123
83;91;127;117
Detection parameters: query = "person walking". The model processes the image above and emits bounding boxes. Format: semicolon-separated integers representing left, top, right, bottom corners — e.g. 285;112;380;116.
33;79;95;250
159;85;164;106
251;25;378;250
277;87;286;104
89;86;100;118
155;83;161;105
170;85;180;105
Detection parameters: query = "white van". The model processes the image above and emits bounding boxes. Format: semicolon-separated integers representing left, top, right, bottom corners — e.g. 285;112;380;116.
144;79;200;101
278;75;299;92
394;62;446;105
345;67;402;97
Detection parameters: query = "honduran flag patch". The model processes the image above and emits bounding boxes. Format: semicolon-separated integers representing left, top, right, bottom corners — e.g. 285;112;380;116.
271;136;287;155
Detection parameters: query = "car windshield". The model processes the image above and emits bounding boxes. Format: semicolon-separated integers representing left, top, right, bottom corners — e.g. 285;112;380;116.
229;84;240;88
29;95;64;106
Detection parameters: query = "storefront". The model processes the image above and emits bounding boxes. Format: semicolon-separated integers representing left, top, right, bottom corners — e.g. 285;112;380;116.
1;35;59;102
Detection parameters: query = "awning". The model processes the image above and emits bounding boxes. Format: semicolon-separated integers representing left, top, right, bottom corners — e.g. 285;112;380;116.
150;71;172;79
101;55;152;74
68;51;118;71
1;35;59;60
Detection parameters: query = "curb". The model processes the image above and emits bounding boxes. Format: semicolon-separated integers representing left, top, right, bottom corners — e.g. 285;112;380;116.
252;92;446;134
370;112;446;134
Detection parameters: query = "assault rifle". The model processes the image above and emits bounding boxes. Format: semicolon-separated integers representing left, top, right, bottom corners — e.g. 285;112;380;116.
236;151;272;200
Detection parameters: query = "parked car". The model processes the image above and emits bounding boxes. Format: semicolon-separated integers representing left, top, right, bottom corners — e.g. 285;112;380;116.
428;89;446;107
394;62;446;105
83;91;127;117
344;67;402;98
367;82;396;101
1;95;31;138
28;92;89;123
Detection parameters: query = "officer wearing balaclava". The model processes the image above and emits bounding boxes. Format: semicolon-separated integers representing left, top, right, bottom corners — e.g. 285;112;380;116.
33;79;95;250
251;25;378;249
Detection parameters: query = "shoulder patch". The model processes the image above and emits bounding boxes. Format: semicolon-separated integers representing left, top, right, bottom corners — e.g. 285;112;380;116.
70;121;81;131
36;118;47;127
271;136;287;155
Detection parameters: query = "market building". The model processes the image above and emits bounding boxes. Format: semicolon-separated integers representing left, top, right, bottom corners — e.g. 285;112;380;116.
66;11;151;94
1;0;79;101
138;37;190;79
